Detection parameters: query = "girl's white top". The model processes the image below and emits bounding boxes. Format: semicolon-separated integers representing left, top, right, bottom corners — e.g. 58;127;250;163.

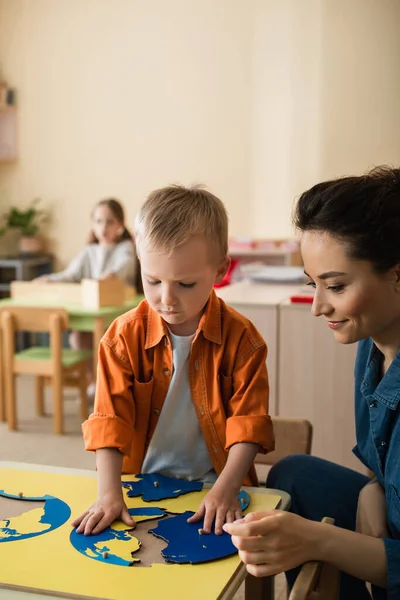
47;240;136;285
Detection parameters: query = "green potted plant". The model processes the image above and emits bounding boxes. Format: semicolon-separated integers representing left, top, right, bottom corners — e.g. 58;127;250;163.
0;198;48;254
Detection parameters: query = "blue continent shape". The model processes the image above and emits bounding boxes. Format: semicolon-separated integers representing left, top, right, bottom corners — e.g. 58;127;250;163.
122;474;203;502
148;511;237;564
70;507;166;566
0;490;71;542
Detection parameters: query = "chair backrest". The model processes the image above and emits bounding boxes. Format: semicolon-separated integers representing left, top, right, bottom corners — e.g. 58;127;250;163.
257;416;313;466
0;306;70;376
289;517;340;600
0;306;69;333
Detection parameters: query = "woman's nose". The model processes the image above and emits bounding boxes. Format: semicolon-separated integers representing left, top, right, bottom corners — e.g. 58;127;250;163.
311;290;331;317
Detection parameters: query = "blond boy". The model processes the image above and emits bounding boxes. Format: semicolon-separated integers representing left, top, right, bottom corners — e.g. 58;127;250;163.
73;185;274;536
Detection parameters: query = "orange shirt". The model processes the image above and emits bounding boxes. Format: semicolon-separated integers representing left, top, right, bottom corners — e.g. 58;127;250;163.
82;290;274;486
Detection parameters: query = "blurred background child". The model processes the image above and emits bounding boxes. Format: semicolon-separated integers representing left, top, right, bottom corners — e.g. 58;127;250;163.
36;198;136;398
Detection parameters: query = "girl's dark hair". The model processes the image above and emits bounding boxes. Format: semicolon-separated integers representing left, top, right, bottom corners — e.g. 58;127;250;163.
293;166;400;273
88;198;134;244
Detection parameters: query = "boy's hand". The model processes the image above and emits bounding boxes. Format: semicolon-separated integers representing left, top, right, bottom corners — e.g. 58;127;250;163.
187;482;242;535
71;491;136;536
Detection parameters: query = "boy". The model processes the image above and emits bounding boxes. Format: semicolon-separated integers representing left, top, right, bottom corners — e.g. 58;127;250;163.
72;185;274;537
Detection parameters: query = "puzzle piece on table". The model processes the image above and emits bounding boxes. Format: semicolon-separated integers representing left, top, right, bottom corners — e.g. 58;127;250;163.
122;473;203;502
148;511;237;564
70;507;167;566
111;507;166;530
238;490;250;511
0;490;71;543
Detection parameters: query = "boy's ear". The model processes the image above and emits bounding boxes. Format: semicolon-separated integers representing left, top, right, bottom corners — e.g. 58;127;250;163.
215;256;231;284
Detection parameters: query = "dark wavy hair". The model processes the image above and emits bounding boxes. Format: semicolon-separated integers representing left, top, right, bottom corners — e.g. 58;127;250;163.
87;198;134;245
293;166;400;273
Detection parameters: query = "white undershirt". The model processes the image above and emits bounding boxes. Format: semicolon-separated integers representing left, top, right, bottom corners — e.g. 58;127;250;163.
141;331;213;480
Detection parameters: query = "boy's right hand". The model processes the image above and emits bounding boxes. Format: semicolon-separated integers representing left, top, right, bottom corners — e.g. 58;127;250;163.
71;491;136;535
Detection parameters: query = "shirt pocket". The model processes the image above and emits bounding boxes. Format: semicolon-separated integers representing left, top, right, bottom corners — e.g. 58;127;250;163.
132;378;154;431
387;484;400;539
219;374;233;408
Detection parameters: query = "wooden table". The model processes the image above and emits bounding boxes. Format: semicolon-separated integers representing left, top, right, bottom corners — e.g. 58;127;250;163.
0;462;290;600
0;296;144;422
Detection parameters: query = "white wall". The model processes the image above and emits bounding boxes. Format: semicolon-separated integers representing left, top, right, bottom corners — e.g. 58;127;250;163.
250;0;400;238
1;0;400;263
0;0;252;263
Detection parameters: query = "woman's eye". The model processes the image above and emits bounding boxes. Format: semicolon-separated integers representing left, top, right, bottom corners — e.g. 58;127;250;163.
306;281;316;289
147;280;160;286
327;285;345;293
179;282;196;288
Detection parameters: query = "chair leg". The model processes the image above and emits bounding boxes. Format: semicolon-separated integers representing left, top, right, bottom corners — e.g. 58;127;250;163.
245;574;274;600
0;327;5;423
52;372;63;434
5;371;17;431
0;370;5;423
79;364;89;421
35;376;45;416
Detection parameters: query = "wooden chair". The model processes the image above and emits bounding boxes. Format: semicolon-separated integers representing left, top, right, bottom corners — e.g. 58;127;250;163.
255;416;313;483
289;517;340;600
0;306;92;434
245;417;314;599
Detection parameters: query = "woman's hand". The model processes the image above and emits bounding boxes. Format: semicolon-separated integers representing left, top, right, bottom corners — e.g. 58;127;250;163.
223;510;320;577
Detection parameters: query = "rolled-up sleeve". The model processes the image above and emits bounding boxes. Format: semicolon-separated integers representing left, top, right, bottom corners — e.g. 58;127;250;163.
82;337;135;456
225;342;274;453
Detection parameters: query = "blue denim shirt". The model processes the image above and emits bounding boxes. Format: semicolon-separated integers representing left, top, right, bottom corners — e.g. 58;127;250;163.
353;338;400;600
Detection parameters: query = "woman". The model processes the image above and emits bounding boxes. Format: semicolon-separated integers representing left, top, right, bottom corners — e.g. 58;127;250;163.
224;167;400;599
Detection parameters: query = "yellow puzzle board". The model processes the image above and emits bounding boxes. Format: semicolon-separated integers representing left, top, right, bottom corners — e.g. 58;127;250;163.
0;467;281;600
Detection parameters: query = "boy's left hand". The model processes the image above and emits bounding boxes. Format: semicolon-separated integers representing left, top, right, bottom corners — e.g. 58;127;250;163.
187;482;242;535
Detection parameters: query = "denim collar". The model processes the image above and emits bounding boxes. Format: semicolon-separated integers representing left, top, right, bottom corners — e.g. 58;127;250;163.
361;341;400;410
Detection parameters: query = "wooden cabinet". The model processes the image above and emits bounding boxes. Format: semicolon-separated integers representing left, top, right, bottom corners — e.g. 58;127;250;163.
216;282;303;416
279;303;363;473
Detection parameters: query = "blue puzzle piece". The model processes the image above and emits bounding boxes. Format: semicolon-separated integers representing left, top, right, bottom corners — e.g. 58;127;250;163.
70;507;167;566
238;490;250;511
148;511;237;564
122;473;203;502
70;525;139;566
0;490;71;543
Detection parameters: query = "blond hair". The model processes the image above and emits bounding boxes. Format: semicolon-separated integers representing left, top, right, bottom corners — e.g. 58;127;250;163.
135;184;228;261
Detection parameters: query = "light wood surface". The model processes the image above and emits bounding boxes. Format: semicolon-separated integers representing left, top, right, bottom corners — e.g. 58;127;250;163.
11;280;136;309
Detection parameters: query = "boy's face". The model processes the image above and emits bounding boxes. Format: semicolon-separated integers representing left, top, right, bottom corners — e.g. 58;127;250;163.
139;236;229;336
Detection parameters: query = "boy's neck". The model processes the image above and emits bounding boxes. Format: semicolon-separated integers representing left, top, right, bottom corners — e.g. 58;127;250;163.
166;313;202;336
